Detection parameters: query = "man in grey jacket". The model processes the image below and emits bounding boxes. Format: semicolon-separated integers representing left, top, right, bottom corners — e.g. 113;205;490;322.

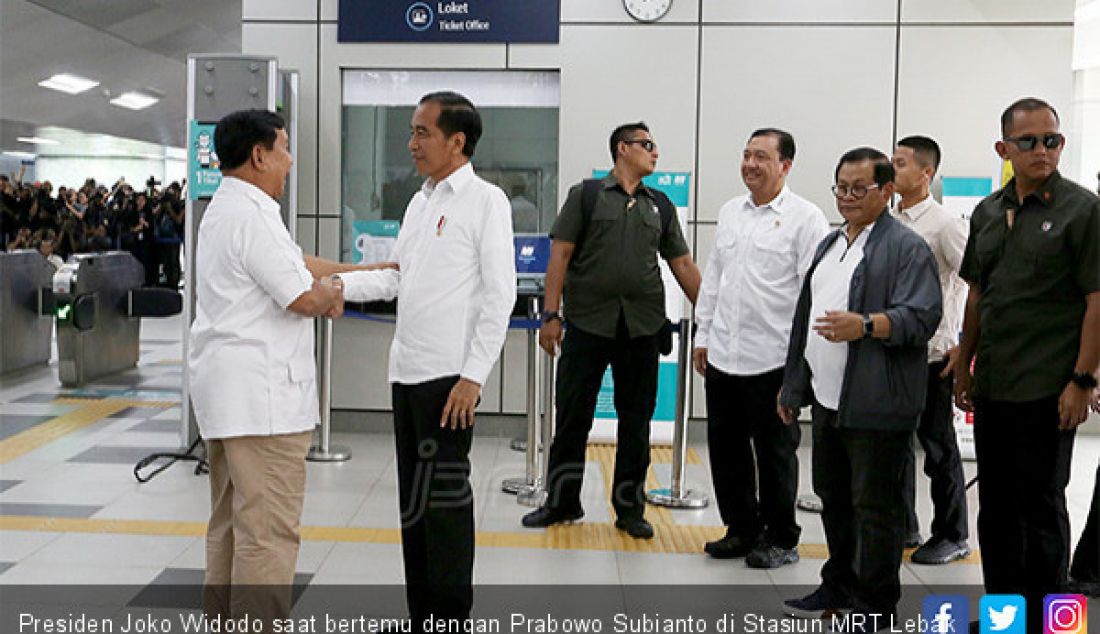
777;148;942;632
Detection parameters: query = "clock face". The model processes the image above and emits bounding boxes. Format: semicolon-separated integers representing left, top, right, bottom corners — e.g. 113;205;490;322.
623;0;672;23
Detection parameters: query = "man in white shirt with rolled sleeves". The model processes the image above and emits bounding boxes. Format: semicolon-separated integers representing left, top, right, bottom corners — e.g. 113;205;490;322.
339;91;515;626
891;135;971;565
188;109;344;624
693;128;830;568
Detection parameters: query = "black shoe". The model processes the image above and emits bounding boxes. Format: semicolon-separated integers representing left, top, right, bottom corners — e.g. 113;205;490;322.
703;531;754;559
782;586;853;619
904;531;922;549
615;517;654;539
746;544;800;569
910;536;970;565
521;506;583;528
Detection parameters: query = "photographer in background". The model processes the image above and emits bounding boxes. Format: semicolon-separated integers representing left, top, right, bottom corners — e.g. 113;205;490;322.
154;183;184;289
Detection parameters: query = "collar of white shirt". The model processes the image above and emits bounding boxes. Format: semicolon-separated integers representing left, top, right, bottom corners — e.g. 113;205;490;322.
220;176;281;215
838;219;877;246
897;194;934;223
742;186;789;214
422;161;475;197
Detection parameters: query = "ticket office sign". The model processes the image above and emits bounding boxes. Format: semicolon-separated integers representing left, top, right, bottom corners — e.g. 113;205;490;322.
339;0;560;43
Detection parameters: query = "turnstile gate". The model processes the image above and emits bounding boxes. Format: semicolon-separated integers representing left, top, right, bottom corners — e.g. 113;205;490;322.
0;250;55;374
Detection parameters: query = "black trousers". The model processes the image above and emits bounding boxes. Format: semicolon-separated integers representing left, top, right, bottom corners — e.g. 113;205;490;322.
973;396;1076;632
705;365;801;548
812;403;910;616
392;376;474;625
544;321;659;520
1071;464;1100;583
902;360;969;542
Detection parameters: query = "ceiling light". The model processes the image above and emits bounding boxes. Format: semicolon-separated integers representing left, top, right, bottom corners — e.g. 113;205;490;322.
109;91;158;110
16;136;60;145
3;151;37;160
37;73;99;95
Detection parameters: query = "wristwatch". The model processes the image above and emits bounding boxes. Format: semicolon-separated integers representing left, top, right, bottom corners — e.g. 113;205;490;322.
1071;371;1099;390
862;314;874;338
541;310;562;324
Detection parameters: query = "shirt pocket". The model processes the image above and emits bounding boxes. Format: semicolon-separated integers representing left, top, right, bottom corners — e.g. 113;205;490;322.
752;231;793;283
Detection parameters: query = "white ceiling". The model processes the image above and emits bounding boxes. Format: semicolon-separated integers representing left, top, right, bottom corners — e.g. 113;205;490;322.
0;0;241;151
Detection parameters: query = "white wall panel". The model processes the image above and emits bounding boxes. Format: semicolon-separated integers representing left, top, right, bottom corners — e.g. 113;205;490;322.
296;217;317;255
557;25;698;204
243;0;317;21
321;0;338;22
902;0;1074;24
242;23;319;217
331;318;394;410
318;216;341;261
508;43;562;69
501;330;531;414
896;26;1075;184
703;0;896;24
697;26;895;224
562;0;698;23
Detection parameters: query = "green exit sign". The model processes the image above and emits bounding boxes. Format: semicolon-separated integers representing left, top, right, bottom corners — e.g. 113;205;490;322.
56;304;72;320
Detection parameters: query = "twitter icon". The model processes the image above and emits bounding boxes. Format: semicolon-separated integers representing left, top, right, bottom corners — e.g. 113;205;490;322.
981;594;1026;634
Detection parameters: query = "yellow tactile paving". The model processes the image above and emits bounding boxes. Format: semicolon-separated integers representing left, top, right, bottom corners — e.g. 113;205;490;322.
0;404;982;562
0;398;172;464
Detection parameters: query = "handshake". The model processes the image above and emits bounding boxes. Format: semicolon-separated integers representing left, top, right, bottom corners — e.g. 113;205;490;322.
310;260;399;320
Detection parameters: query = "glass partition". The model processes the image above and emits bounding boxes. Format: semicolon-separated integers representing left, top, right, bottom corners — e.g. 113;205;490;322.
341;70;560;263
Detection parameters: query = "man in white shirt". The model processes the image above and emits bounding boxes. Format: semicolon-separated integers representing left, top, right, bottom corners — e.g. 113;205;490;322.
339;92;516;625
891;136;971;565
188;109;344;624
693;128;829;567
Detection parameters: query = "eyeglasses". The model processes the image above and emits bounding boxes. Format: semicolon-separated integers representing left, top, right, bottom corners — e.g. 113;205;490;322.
831;183;881;199
623;139;657;152
1003;133;1064;152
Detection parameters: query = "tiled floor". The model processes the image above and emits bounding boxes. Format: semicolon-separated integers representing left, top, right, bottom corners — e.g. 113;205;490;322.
1;315;1097;621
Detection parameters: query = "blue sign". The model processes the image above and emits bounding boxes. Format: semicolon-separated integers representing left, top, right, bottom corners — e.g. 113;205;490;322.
923;595;968;634
339;0;560;43
187;121;221;200
979;595;1025;634
592;170;692;208
514;235;551;277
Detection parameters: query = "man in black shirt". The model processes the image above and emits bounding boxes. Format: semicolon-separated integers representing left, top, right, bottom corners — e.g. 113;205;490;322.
955;97;1100;630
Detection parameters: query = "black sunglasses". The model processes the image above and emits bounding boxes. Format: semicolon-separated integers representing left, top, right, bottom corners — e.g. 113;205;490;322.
1003;133;1064;152
623;138;657;152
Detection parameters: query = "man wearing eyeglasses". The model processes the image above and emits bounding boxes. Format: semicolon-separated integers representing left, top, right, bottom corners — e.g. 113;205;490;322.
521;122;701;540
778;148;941;630
954;97;1100;628
693;128;829;567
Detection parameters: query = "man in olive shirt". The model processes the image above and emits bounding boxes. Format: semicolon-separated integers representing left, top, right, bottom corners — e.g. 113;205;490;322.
955;98;1100;628
522;122;701;539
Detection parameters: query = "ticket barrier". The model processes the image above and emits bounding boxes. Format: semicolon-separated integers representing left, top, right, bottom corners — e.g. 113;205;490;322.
50;252;182;387
0;251;55;375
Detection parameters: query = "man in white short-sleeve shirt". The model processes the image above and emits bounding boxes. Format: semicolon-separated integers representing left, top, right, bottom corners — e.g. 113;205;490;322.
188;109;344;624
693;128;829;568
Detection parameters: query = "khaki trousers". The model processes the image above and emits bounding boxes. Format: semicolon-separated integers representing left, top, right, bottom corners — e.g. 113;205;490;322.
202;430;312;629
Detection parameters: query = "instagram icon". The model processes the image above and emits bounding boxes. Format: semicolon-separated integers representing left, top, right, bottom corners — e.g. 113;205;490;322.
1045;594;1087;634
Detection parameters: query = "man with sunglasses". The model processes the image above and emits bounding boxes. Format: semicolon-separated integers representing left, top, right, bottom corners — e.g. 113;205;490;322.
521;122;701;539
954;97;1100;630
778;148;942;630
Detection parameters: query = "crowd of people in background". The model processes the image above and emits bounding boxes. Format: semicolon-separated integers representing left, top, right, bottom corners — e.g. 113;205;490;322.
0;166;186;288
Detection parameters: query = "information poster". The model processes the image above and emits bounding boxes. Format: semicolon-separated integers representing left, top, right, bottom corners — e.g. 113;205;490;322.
352;220;400;265
187;121;221;200
587;171;692;446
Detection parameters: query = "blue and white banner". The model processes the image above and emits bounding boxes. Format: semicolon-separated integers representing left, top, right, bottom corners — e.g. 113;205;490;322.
339;0;560;43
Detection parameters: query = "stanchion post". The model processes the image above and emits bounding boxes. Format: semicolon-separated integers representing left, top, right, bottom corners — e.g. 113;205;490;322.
518;347;553;507
646;318;708;508
308;316;351;462
502;297;542;496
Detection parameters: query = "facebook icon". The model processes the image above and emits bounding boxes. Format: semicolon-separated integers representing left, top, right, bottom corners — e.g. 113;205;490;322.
923;595;969;633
